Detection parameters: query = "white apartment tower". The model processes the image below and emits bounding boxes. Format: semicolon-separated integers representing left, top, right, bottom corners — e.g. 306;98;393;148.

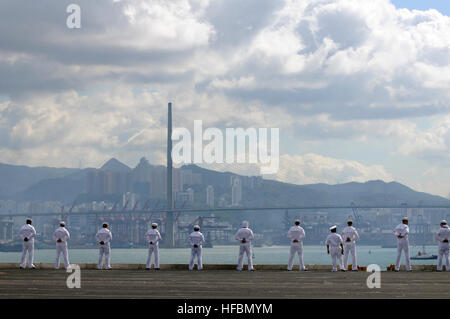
231;177;242;206
206;185;214;208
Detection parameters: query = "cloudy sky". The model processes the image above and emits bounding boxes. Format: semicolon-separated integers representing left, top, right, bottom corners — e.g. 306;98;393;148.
0;0;449;197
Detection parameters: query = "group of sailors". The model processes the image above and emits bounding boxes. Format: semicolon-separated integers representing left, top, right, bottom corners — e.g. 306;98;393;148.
17;217;450;272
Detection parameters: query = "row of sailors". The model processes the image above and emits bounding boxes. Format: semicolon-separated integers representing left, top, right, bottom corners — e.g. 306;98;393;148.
17;218;450;272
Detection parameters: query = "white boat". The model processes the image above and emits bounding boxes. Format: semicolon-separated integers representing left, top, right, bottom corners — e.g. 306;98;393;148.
411;245;437;260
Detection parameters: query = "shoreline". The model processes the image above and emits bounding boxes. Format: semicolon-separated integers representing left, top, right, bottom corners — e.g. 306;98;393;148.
0;262;443;271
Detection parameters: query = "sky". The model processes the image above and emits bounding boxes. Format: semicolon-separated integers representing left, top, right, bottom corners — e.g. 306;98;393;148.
0;0;449;198
391;0;450;16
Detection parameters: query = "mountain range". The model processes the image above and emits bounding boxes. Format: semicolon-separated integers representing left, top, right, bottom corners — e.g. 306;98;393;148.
0;158;449;207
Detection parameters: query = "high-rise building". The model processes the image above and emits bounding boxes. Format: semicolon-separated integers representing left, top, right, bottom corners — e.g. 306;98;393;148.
173;168;184;193
231;177;242;206
186;188;194;203
87;169;130;195
122;192;138;210
206;185;214;208
182;169;192;186
133;157;152;183
150;166;167;199
175;188;194;204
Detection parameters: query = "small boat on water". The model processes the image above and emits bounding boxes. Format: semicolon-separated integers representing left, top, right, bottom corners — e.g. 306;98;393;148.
411;245;437;260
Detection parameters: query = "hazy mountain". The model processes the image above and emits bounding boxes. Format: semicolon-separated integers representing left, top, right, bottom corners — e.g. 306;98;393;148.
181;164;235;186
0;162;79;197
1;160;449;207
181;165;450;207
10;158;132;203
12;177;85;203
100;158;131;171
300;180;448;206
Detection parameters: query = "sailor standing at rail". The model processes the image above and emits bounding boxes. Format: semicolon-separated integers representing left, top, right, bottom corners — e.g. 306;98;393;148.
19;218;37;269
393;217;411;272
95;222;112;270
145;222;161;270
341;219;359;271
53;221;70;270
435;220;450;272
235;221;255;271
188;225;205;271
287;219;307;271
326;225;345;272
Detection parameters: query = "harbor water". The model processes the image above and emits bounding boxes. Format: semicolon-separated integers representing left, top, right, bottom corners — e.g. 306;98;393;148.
0;245;441;268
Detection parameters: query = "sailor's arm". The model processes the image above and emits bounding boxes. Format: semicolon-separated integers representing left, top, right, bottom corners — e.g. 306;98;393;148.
287;229;293;239
18;227;26;239
404;227;410;235
435;231;441;242
200;234;205;245
31;227;36;238
299;229;305;241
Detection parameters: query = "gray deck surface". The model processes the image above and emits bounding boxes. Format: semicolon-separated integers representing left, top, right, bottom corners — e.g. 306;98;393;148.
0;268;449;299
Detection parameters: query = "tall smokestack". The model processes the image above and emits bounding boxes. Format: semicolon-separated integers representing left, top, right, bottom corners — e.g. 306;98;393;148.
166;102;174;247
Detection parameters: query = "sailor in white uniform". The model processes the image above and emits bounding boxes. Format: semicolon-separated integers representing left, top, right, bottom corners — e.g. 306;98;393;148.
393;217;411;272
19;219;37;269
287;219;307;271
145;222;161;270
235;221;255;271
95;222;112;270
53;221;70;269
326;225;345;272
341;220;359;271
188;225;205;271
436;220;450;272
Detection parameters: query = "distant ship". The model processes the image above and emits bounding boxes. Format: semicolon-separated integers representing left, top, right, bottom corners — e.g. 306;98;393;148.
411;245;437;260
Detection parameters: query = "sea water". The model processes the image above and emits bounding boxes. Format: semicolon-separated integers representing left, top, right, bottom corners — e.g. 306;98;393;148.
0;245;440;268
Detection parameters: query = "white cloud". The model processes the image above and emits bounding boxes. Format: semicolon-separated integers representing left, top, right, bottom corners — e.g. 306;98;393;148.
0;0;449;196
200;152;393;185
270;153;394;185
397;115;450;161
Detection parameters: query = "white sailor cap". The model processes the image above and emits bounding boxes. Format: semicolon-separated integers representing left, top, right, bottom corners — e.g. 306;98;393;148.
402;217;408;221
242;220;249;228
347;219;353;223
151;222;158;227
194;224;200;230
440;220;448;225
294;219;301;224
60;221;65;226
330;225;337;231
